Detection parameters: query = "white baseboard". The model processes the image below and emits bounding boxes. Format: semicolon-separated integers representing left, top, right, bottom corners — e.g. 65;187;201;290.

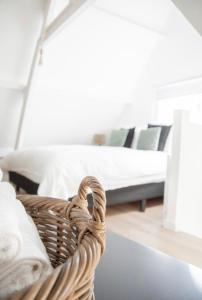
163;219;178;231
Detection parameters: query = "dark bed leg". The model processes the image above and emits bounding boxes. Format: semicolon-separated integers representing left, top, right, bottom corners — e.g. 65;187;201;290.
16;185;20;192
139;199;147;212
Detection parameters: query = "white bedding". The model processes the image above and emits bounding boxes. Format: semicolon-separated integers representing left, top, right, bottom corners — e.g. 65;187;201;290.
0;145;167;199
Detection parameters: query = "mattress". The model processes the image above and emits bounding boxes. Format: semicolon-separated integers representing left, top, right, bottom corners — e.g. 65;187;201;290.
0;145;168;199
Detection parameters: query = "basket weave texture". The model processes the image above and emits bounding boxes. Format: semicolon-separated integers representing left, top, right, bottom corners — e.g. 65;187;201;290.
8;176;106;300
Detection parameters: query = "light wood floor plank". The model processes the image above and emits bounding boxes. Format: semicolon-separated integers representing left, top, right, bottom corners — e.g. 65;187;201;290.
106;199;202;269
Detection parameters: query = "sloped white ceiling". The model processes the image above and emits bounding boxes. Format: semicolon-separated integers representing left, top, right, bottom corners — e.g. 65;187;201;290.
36;0;172;102
172;0;202;36
1;0;202;148
1;0;201;91
95;0;172;33
148;0;202;87
41;0;202;94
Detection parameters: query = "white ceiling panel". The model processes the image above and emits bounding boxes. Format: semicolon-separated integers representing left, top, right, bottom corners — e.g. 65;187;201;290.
148;1;202;87
94;0;172;33
37;6;159;102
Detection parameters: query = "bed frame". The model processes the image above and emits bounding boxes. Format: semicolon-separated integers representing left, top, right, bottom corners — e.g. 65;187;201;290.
9;171;164;212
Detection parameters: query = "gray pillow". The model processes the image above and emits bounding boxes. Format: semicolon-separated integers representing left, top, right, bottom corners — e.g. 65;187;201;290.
137;127;162;151
148;124;171;151
108;128;129;147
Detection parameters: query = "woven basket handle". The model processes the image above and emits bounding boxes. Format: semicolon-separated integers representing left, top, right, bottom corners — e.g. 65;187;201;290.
78;176;106;224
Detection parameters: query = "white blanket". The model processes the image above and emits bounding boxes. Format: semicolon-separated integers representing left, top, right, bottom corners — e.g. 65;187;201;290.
0;145;167;199
0;182;52;298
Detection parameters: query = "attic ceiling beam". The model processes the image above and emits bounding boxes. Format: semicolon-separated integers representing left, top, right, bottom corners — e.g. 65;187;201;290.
156;74;202;89
156;75;202;100
93;5;165;37
44;0;95;43
15;0;52;150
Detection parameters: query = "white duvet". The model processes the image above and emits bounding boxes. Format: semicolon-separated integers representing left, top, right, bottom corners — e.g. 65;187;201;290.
0;145;167;199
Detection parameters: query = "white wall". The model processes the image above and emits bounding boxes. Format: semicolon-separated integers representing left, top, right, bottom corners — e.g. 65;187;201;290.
8;1;160;148
0;0;177;148
0;0;45;149
164;110;202;238
0;0;44;84
23;69;156;147
0;89;23;148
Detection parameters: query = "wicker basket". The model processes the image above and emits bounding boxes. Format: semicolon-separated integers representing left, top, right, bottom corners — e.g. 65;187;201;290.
8;176;106;300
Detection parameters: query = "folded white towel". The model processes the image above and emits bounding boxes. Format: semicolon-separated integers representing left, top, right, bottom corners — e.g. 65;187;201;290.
0;168;2;181
0;259;51;298
0;182;22;265
0;182;53;298
0;215;53;298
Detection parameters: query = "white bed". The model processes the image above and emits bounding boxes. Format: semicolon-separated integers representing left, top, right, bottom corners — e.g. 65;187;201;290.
0;145;167;199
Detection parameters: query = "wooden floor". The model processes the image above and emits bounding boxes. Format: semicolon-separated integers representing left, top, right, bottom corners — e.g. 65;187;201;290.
106;198;202;269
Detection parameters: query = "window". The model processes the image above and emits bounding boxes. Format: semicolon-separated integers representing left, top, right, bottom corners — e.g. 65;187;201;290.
157;93;202;124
